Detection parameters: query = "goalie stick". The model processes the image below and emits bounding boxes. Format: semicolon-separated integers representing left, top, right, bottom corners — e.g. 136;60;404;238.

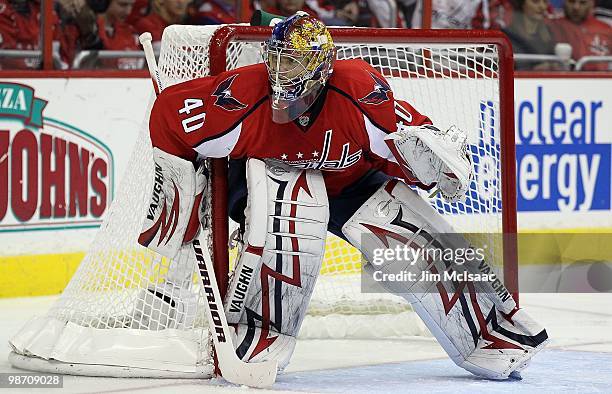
138;32;278;388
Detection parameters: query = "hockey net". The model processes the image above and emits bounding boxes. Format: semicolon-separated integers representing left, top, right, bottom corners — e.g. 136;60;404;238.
9;25;516;377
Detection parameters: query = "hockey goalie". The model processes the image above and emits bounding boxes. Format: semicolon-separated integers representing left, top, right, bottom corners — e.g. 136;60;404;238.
143;12;548;381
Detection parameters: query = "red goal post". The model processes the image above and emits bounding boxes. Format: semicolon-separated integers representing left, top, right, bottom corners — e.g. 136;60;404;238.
204;26;519;302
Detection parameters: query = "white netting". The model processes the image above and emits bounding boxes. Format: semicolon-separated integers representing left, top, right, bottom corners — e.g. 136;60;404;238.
9;25;509;375
8;99;215;377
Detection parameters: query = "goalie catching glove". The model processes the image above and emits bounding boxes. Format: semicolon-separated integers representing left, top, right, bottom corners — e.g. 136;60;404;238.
385;125;473;202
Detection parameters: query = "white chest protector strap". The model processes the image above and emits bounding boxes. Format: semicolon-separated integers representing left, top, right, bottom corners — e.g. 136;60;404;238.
224;158;329;371
342;180;548;380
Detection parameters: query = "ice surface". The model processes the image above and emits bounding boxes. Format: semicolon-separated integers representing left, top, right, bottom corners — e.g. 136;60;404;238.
277;350;612;393
1;293;610;393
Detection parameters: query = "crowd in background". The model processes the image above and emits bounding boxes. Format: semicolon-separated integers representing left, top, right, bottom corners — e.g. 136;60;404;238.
0;0;610;70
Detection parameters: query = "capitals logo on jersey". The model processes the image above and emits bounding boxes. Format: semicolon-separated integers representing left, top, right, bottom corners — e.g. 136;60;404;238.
279;130;362;171
212;74;248;111
359;72;392;105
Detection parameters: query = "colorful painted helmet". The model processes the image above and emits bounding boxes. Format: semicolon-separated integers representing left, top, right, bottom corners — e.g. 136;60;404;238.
263;11;336;124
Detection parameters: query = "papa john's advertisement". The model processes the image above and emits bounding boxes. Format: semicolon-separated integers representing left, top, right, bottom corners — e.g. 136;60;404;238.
0;79;151;255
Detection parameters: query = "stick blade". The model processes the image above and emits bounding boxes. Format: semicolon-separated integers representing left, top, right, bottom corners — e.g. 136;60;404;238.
218;352;278;388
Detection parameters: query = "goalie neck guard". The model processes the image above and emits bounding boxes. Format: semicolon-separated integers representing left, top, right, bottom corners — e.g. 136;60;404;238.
263;11;336;124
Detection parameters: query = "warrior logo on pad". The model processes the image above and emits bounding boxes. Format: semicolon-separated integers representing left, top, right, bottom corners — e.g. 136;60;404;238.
212;75;248;111
359;72;392;105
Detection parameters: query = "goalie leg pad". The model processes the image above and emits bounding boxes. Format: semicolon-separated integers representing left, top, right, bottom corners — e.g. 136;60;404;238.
342;180;548;379
224;158;329;371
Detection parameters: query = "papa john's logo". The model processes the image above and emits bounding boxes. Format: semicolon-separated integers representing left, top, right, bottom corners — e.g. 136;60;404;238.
0;82;114;232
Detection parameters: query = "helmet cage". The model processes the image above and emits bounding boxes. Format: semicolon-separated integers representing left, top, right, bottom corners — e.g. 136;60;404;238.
264;43;329;90
262;13;336;123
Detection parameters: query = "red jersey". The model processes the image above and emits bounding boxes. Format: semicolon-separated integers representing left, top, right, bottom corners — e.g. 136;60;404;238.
134;13;168;43
550;16;611;71
149;60;431;196
0;0;66;69
126;0;149;25
97;16;142;69
471;0;514;30
188;0;237;25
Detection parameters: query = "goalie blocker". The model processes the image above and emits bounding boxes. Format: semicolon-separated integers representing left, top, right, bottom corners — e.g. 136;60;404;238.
138;147;208;261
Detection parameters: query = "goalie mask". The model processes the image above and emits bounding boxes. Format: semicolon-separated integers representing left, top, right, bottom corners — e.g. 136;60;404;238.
263;11;336;124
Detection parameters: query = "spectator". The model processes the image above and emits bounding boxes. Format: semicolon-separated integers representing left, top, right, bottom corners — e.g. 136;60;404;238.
126;0;149;24
360;0;403;26
189;0;236;25
412;0;482;29
550;0;611;70
0;0;46;69
306;0;359;26
94;0;143;68
252;0;278;14
276;0;316;16
0;0;75;69
595;0;612;25
472;0;515;29
502;0;559;70
273;0;359;26
397;0;418;27
249;0;358;26
57;0;106;65
135;0;190;43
